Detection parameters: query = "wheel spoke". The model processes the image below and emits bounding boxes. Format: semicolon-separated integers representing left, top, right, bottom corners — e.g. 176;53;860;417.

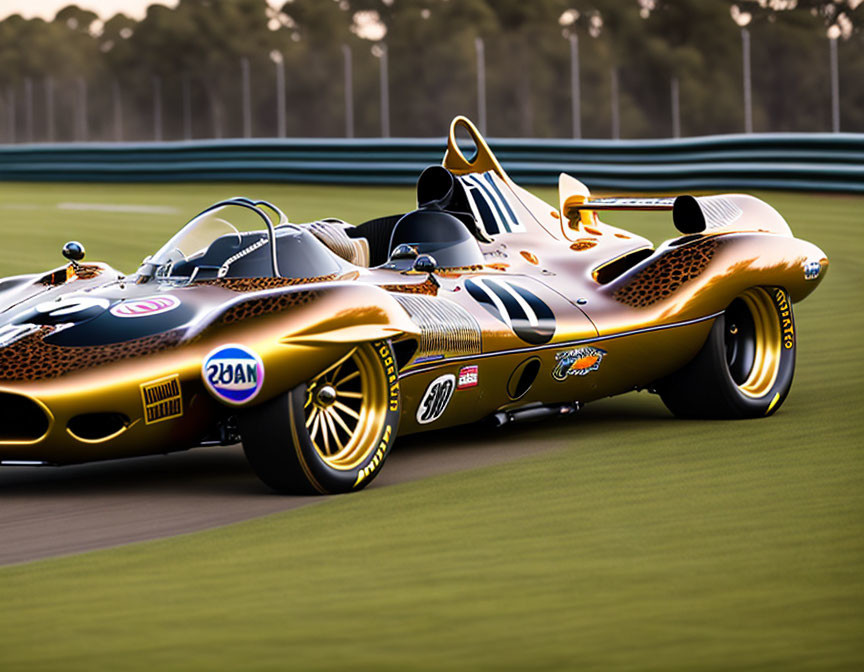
336;390;363;399
309;412;321;444
334;370;360;387
324;409;344;451
330;405;355;437
320;412;331;455
305;406;319;428
328;360;346;385
333;400;360;420
314;348;358;384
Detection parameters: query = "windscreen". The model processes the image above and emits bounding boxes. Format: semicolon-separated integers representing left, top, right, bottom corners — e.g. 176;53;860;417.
149;203;271;271
142;200;343;282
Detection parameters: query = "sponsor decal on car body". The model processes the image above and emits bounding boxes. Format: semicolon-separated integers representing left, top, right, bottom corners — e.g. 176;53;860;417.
202;344;264;405
140;374;183;424
457;365;479;389
803;259;822;281
552;346;607;381
111;295;181;318
416;373;456;424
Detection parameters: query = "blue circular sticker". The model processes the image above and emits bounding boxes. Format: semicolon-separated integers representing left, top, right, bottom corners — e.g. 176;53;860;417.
202;344;265;405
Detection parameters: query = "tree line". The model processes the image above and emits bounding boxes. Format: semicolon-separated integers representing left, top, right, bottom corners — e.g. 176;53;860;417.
0;0;861;142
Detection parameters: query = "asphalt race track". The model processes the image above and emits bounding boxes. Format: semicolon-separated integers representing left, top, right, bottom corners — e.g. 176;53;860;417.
0;419;568;566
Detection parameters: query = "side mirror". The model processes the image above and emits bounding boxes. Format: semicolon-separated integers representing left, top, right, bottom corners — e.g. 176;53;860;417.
62;241;86;271
391;244;418;260
412;254;437;274
62;241;86;263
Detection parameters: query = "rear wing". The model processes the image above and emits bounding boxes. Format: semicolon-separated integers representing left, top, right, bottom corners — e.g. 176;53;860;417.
566;194;792;237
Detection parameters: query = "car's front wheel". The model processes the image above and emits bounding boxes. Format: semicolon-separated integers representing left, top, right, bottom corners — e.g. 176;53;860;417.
240;340;400;494
656;287;796;419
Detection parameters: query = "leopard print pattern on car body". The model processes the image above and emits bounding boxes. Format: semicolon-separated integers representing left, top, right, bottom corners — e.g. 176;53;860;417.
376;277;439;296
198;275;337;293
0;327;185;381
613;238;720;308
215;290;319;325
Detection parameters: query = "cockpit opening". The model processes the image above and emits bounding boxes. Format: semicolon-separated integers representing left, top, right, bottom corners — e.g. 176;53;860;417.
139;199;343;282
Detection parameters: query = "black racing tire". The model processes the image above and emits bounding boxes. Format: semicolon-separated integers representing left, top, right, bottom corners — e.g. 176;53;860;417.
656;287;796;419
239;340;400;495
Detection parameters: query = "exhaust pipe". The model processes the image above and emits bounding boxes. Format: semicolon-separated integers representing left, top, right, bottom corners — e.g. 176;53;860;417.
491;401;581;428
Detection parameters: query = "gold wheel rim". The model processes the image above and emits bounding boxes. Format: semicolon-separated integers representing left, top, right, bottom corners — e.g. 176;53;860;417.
735;288;782;399
303;344;389;470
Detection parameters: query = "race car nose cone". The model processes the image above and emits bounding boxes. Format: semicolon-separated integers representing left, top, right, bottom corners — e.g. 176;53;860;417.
316;385;337;406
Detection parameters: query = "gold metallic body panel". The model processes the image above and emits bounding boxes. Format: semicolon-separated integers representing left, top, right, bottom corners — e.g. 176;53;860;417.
0;283;417;464
396;319;713;435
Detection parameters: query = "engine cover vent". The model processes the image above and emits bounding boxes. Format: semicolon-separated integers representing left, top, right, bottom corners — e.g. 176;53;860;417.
393;294;482;358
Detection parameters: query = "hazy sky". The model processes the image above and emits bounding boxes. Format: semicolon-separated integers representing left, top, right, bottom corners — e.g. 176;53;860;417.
1;1;179;20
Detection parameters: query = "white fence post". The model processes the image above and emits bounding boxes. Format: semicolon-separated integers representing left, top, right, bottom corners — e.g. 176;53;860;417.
24;78;33;143
379;44;390;138
77;78;88;141
241;58;252;138
475;37;487;136
45;78;55;142
153;76;163;141
829;36;840;133
671;77;681;138
182;75;192;141
5;88;14;143
342;45;354;138
742;28;753;133
272;52;286;139
569;33;581;139
112;79;122;141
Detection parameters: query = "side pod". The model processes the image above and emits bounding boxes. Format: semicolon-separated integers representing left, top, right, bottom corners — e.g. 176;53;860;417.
599;231;828;325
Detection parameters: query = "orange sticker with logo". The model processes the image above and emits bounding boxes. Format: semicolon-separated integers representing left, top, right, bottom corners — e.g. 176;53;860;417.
553;347;607;381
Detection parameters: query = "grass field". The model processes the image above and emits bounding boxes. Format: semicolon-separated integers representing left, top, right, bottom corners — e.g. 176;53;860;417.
0;183;862;670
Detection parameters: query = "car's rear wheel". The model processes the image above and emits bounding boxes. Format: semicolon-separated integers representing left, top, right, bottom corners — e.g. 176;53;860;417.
240;340;400;494
656;287;796;419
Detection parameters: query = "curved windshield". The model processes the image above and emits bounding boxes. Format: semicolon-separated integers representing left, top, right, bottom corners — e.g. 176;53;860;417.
148;201;278;279
140;198;343;283
151;213;240;269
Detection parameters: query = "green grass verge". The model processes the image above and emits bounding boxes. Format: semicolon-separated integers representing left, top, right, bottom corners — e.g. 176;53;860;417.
0;184;862;671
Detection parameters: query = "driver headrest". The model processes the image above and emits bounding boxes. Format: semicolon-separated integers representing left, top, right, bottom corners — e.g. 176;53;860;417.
388;208;485;268
390;210;468;247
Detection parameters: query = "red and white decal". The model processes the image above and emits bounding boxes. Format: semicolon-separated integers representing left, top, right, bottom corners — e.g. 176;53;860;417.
457;365;478;389
110;295;181;318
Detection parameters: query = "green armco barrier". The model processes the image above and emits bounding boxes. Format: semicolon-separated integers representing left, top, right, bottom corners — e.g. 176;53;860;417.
1;133;862;192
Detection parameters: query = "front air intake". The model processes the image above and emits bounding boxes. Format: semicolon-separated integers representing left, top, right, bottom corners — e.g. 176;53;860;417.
67;413;130;442
0;392;51;441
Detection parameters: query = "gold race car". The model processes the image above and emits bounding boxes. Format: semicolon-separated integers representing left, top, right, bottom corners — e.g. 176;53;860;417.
0;117;828;494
